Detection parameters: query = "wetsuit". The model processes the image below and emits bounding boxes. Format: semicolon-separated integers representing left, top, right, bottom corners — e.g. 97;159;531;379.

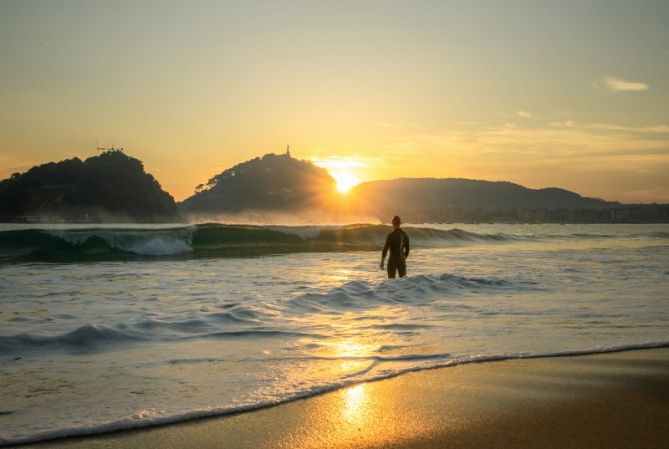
382;228;410;278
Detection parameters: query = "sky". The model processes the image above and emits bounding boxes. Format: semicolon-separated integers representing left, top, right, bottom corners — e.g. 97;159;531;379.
1;0;668;202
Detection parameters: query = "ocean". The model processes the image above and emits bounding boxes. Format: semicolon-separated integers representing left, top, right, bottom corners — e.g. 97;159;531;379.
1;223;668;445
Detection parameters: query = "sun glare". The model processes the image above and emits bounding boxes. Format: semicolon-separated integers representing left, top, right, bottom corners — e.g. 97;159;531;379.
311;157;365;194
333;170;360;193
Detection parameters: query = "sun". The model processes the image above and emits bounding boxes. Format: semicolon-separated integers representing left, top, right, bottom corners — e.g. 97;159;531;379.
332;170;360;193
310;157;365;194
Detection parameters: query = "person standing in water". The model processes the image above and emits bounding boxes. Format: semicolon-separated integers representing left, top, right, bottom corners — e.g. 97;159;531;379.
380;215;410;278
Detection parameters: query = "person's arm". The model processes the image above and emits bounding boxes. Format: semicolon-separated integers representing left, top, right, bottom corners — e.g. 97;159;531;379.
381;234;390;269
404;231;410;258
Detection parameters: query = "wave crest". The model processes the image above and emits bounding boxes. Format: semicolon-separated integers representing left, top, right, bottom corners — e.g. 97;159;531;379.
1;223;666;262
289;273;521;312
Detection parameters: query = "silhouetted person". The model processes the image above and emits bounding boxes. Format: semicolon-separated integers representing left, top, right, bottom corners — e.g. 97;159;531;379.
380;215;410;278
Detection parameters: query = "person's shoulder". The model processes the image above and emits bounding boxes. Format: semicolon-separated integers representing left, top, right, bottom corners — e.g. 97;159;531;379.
400;228;409;237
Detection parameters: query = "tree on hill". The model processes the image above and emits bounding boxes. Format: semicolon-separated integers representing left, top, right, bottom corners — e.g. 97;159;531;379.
0;150;178;222
180;152;337;213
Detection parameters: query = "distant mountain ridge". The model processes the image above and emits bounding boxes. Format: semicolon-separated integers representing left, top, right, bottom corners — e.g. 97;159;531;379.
0;150;178;222
349;178;619;222
352;177;615;209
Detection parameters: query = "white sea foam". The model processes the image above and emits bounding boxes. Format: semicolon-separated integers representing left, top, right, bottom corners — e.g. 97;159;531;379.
126;237;193;255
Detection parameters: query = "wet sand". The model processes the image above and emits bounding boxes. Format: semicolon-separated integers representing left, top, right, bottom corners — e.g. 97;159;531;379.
15;348;669;449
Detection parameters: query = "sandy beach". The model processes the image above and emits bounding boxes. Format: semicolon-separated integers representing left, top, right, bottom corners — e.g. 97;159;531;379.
11;347;668;449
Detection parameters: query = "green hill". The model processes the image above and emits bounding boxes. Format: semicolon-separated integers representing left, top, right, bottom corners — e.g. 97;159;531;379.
0;150;178;222
180;151;336;214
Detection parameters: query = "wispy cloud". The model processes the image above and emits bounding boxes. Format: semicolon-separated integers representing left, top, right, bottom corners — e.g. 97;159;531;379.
598;76;649;93
588;123;669;133
515;110;535;119
549;120;575;128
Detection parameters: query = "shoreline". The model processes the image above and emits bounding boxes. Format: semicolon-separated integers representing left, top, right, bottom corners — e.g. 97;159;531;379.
7;346;669;448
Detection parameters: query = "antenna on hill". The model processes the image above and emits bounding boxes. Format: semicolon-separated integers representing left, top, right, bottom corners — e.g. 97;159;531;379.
96;141;124;153
285;144;291;158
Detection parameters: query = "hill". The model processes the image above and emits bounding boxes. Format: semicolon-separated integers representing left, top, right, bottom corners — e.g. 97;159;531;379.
179;151;337;215
349;178;619;222
0;150;178;222
179;151;624;222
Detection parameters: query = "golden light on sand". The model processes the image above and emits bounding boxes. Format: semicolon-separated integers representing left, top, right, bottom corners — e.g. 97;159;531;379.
342;384;367;421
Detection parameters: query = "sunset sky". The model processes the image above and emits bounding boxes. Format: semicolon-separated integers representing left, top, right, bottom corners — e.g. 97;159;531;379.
1;0;668;202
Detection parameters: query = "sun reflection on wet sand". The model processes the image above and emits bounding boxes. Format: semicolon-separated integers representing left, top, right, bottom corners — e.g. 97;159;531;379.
342;384;367;422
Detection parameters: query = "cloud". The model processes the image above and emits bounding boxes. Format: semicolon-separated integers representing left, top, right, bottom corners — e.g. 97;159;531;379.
516;110;534;119
549;120;575;128
598;76;649;92
588;123;669;133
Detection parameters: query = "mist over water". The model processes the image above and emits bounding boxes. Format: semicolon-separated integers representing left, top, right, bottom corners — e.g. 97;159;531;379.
1;223;668;445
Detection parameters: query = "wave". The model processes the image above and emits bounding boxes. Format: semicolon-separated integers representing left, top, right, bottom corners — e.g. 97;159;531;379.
0;324;145;355
288;273;524;312
0;227;196;261
1;223;667;262
0;323;322;358
2;341;668;446
0;224;475;262
0;272;517;357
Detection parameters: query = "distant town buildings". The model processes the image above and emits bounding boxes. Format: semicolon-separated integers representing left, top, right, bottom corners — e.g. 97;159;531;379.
400;204;669;224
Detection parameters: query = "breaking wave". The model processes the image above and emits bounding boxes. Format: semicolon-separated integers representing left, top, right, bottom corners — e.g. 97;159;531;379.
2;223;664;262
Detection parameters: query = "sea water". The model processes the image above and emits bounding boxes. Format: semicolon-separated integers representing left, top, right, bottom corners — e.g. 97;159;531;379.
0;223;668;445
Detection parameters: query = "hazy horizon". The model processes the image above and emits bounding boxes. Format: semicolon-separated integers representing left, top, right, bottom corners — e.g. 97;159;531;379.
1;0;668;202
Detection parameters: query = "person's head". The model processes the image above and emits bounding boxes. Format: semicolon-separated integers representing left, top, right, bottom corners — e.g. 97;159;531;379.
392;215;401;229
